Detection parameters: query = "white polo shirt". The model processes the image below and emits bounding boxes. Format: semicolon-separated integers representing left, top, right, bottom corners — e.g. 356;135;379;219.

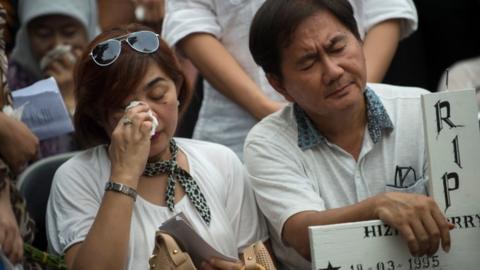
244;83;430;270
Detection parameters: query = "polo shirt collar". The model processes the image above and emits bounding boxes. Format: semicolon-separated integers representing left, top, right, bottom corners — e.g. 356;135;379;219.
294;87;394;150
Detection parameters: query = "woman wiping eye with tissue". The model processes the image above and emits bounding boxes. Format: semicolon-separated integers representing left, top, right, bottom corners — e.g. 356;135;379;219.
46;24;269;270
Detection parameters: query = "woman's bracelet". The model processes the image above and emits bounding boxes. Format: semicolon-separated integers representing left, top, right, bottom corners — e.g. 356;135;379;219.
105;181;137;201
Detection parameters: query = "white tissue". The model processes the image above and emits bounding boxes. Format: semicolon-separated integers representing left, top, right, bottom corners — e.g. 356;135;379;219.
39;44;75;70
125;101;158;136
135;5;145;21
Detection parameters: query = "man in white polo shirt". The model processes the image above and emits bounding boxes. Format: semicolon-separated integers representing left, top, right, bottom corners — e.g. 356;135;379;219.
244;0;453;269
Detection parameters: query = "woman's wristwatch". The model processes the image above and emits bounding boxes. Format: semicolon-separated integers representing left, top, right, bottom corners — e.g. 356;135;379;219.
105;181;137;201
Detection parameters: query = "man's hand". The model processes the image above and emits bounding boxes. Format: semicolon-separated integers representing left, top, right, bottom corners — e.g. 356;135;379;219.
374;192;454;256
283;191;454;260
0;182;24;264
0;113;39;174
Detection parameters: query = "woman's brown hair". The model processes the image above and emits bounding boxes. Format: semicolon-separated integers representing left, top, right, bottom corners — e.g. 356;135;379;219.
74;23;191;148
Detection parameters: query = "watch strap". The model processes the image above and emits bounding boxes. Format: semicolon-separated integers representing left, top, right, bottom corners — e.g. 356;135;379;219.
105;181;137;201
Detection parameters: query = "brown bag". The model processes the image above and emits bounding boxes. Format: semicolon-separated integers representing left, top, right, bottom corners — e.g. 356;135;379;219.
149;231;197;270
241;241;276;270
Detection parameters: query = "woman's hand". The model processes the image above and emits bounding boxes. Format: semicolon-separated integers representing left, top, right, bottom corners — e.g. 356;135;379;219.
201;258;243;270
109;103;153;188
200;258;243;270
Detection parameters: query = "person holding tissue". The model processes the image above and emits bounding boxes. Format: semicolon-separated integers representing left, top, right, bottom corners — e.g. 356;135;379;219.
7;0;98;157
46;24;268;270
8;0;98;116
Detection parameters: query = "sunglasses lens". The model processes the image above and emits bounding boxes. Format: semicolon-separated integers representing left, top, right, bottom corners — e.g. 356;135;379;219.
128;31;159;53
92;40;121;66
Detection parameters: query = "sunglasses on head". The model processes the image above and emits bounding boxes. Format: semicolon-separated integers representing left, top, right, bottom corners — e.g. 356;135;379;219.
90;30;160;66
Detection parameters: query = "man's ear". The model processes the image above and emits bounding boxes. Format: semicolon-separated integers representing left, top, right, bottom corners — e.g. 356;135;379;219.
266;73;295;102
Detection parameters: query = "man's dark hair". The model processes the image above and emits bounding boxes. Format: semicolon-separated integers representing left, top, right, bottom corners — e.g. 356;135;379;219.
249;0;360;78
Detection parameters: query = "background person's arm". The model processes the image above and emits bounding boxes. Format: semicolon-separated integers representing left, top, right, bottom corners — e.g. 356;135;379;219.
178;33;283;120
0;112;39;174
0;179;23;264
363;19;401;83
97;0;135;31
360;0;418;83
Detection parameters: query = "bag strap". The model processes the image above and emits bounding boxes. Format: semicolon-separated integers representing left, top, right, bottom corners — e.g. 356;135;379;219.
156;231;189;266
242;244;258;270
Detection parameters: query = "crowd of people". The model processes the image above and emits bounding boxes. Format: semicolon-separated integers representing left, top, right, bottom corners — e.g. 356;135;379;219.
0;0;473;269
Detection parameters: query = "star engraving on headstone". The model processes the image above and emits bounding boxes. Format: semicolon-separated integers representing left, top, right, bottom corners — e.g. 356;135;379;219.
319;261;341;270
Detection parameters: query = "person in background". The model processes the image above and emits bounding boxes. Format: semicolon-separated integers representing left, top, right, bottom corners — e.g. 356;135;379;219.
360;0;417;83
0;1;39;268
46;24;267;270
162;0;417;159
7;0;99;158
244;0;452;269
98;0;164;33
437;57;480;114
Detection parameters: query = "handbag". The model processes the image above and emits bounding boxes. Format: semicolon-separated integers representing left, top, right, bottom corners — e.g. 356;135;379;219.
241;241;277;270
149;231;197;270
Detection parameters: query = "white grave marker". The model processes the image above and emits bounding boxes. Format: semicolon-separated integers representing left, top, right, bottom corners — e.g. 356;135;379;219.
309;89;480;270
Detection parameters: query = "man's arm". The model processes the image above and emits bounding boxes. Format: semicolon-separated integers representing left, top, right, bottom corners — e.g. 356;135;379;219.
283;192;452;260
177;33;283;120
363;19;401;83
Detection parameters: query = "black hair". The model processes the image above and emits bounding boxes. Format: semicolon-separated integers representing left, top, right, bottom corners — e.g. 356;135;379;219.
249;0;360;78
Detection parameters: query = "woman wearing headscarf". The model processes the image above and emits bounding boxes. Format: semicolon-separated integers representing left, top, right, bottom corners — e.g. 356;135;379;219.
7;0;99;158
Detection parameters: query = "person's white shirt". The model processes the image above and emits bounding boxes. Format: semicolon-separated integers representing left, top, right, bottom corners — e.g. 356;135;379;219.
244;84;429;269
162;0;418;159
437;56;480;119
47;138;268;270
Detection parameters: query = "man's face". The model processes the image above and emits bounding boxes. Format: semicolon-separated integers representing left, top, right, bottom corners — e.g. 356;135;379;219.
269;10;367;118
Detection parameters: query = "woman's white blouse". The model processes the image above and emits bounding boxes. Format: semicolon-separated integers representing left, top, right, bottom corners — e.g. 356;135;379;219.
46;138;268;270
